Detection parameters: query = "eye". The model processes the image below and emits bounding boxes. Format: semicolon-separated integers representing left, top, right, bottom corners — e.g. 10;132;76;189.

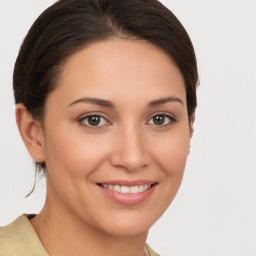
148;114;176;126
79;115;109;128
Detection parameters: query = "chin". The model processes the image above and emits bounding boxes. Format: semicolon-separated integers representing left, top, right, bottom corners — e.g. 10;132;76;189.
103;222;150;237
94;210;157;237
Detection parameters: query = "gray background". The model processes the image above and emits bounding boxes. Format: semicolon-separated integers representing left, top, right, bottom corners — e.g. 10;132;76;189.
0;0;255;255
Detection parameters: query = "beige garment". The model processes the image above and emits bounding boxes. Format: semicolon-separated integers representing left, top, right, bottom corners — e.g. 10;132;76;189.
0;215;159;256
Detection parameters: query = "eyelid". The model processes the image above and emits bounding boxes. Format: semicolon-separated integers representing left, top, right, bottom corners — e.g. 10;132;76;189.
146;112;177;126
77;112;112;128
77;111;112;121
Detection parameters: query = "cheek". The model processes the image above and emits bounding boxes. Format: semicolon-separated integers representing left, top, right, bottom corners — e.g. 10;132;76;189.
42;127;112;213
146;129;191;221
152;130;190;176
43;126;110;178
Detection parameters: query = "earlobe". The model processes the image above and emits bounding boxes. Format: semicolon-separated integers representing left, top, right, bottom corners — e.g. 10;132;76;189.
15;104;45;163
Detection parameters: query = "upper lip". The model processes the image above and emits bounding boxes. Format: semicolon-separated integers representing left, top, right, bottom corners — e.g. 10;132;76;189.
97;180;157;186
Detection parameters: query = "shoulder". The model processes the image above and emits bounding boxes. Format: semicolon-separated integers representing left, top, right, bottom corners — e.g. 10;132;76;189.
146;243;160;256
0;215;48;256
0;215;26;255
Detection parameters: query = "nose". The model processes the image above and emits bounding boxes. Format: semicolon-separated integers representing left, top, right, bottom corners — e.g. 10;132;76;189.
109;124;150;172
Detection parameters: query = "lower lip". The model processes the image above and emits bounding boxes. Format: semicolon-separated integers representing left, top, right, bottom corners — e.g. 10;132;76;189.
98;185;156;206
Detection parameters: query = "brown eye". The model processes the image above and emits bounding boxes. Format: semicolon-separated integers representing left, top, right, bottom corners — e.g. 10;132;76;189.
88;116;101;126
148;114;176;126
80;115;108;127
153;115;165;125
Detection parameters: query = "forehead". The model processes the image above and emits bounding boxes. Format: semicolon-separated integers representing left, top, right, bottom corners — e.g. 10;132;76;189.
48;39;186;107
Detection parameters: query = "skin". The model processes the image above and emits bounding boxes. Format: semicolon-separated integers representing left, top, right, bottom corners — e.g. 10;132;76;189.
16;39;194;256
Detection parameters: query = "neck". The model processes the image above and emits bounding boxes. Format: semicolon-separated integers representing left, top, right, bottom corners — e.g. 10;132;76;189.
30;190;148;256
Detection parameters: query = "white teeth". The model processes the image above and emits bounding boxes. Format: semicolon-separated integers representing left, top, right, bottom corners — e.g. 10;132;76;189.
130;186;139;193
120;186;130;193
138;185;144;192
102;184;152;194
113;185;120;192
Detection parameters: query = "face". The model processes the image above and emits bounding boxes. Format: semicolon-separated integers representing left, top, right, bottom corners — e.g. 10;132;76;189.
41;39;192;236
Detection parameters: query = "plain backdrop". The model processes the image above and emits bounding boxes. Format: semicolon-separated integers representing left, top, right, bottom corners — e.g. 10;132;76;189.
0;1;255;255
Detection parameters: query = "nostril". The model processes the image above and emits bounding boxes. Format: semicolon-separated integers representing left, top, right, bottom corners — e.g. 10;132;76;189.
109;151;150;172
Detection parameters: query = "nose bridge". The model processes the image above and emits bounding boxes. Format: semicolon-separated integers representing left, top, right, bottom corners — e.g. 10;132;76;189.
110;121;149;171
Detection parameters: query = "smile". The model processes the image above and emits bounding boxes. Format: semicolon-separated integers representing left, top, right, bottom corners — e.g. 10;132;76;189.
97;181;157;206
99;184;152;194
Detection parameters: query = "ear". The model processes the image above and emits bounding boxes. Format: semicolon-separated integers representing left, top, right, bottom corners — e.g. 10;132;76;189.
188;113;195;156
189;113;195;139
15;104;45;163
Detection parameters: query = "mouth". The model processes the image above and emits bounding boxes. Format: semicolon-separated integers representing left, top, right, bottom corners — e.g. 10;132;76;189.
96;181;158;206
97;183;155;194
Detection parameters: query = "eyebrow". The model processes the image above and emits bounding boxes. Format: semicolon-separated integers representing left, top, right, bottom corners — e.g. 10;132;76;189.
148;96;184;107
67;96;184;108
68;97;115;108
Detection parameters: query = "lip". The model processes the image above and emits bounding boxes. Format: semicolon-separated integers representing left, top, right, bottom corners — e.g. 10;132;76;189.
97;180;157;206
97;179;157;186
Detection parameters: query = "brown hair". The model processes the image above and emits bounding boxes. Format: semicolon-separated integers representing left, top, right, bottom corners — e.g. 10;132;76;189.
13;0;198;181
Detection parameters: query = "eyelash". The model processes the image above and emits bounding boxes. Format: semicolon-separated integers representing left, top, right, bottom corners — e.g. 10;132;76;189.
147;113;177;126
78;113;177;129
78;113;111;129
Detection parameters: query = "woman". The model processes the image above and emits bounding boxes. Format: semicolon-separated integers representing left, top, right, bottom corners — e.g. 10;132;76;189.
0;0;198;255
